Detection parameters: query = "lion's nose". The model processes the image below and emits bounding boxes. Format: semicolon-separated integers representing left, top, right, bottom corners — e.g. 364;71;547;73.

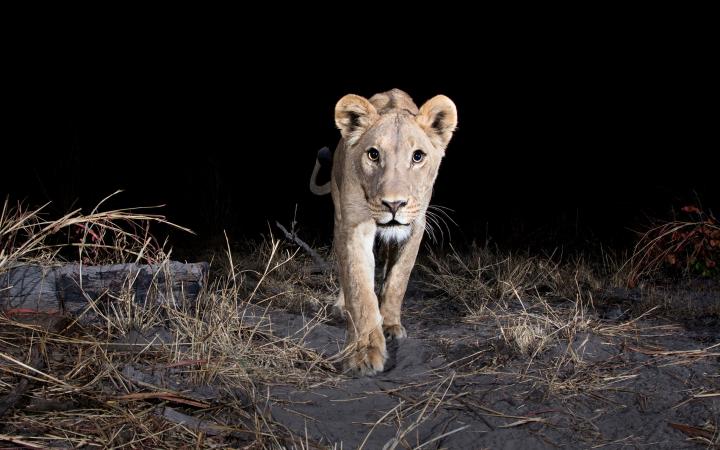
382;199;408;215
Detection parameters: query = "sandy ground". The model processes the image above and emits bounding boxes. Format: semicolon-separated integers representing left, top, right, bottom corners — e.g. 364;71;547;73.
256;282;720;449
2;272;718;448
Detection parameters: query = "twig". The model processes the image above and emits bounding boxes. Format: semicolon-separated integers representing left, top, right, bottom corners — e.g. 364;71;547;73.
275;221;329;271
0;434;46;449
0;317;68;418
156;406;226;436
112;392;210;408
0;348;40;419
668;422;715;440
415;425;470;449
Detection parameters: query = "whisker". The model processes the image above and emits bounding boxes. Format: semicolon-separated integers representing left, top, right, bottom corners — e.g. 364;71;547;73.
426;204;458;243
428;204;455;213
424;220;437;243
422;212;439;243
428;211;450;241
428;204;459;227
424;211;444;244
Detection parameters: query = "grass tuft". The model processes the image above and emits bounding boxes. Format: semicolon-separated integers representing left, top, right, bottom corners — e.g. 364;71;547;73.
0;197;335;448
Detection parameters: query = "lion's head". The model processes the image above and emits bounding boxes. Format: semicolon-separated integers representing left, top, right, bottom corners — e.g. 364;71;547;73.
334;89;458;242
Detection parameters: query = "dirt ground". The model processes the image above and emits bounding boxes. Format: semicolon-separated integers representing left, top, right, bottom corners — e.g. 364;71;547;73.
2;256;719;449
3;199;719;448
252;279;720;449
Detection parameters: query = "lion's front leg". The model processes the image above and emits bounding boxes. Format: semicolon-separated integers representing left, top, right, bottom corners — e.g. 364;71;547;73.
338;222;387;376
380;220;424;340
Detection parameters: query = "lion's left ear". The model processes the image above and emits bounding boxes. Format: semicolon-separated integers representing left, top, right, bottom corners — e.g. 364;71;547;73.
416;95;458;151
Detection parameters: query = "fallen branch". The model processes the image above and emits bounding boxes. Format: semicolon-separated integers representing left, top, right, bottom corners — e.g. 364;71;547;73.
275;221;329;272
156;406;226;436
0;261;208;315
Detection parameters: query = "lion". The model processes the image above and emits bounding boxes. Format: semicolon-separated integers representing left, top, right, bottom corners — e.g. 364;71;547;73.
310;88;458;375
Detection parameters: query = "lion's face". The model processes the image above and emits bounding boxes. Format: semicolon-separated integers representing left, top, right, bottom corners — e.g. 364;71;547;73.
354;113;443;242
335;91;458;242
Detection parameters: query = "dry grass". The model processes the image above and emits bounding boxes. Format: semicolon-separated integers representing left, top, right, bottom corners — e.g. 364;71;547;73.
411;244;720;448
4;197;719;447
419;244;698;398
0;192;193;270
420;245;600;358
358;372;469;450
0;197;336;448
222;235;339;316
624;209;720;287
420;244;605;311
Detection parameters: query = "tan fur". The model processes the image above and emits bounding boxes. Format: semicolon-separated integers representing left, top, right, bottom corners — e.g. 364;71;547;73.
328;88;457;375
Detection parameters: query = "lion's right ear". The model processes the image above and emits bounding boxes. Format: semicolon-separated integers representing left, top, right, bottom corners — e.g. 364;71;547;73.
416;95;458;151
335;94;379;146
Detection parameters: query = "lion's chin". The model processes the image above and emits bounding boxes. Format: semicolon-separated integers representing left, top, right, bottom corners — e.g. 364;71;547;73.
376;223;412;243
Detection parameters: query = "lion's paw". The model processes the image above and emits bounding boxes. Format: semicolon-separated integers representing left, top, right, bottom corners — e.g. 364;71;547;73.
344;330;387;376
383;323;407;341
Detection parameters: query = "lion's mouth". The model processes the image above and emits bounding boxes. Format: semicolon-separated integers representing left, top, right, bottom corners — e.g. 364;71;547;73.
377;219;409;228
376;219;413;243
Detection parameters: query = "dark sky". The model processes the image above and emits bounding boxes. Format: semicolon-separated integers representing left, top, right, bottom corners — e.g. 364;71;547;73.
3;39;716;250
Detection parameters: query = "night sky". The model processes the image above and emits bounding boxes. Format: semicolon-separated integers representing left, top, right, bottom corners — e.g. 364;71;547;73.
3;40;716;251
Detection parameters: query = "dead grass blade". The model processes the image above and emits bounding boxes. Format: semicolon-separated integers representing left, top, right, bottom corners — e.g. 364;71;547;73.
668;421;715;441
0;198;336;448
111;392;210;408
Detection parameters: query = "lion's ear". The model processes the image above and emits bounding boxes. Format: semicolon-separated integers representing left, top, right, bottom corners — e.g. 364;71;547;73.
417;95;458;151
335;94;379;146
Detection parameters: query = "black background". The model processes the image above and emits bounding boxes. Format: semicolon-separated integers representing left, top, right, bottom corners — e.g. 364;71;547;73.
3;34;716;252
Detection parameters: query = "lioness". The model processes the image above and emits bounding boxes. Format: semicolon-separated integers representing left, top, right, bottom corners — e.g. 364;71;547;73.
310;89;458;375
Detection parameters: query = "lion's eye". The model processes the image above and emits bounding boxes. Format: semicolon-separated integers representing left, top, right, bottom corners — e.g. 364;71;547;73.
412;150;425;163
367;148;380;162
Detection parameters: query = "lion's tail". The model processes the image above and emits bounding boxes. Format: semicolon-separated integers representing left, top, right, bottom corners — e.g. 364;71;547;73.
309;146;332;196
